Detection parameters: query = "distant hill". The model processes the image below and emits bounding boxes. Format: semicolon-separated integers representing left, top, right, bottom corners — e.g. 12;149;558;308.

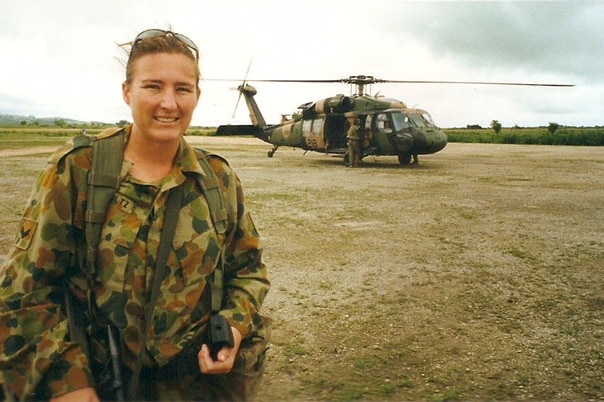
0;114;109;127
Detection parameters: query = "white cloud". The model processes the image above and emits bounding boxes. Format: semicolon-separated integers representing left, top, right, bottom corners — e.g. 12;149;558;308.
0;0;601;128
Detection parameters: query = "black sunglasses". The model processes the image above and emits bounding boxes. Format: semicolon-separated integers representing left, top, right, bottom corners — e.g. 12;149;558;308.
133;29;199;60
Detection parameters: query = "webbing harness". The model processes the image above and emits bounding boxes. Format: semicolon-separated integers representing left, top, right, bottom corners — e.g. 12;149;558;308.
70;128;229;398
80;128;228;283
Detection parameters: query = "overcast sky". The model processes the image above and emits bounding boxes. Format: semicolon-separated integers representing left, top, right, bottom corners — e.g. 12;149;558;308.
1;0;602;128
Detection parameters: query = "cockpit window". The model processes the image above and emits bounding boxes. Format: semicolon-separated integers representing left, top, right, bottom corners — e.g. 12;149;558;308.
421;112;436;127
408;113;426;128
408;112;437;128
391;112;410;131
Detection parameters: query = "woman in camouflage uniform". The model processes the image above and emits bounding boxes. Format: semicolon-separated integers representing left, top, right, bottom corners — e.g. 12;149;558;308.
0;29;270;401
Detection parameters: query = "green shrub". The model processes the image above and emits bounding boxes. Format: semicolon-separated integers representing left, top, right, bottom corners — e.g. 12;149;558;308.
444;127;604;146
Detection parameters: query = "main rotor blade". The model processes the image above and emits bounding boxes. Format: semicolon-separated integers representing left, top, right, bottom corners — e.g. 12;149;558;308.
202;77;574;87
202;78;344;83
381;79;575;87
243;59;253;81
241;79;345;83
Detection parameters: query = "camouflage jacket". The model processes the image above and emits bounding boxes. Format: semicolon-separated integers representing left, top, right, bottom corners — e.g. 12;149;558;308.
0;126;269;400
346;124;361;140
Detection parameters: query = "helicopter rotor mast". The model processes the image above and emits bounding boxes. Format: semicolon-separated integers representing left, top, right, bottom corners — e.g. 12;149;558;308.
343;75;384;96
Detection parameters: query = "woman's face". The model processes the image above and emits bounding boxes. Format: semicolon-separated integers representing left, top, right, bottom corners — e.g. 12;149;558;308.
122;52;200;144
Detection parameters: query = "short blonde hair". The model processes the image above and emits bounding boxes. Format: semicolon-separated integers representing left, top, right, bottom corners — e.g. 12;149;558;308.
125;34;201;85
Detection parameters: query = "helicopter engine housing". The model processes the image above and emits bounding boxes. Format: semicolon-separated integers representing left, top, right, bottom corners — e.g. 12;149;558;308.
300;95;354;118
316;94;354;114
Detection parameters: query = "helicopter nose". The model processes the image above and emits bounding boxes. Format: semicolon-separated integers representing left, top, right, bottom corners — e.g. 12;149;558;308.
393;131;414;153
410;128;448;154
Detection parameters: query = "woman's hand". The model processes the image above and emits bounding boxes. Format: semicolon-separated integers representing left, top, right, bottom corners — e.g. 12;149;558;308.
50;387;100;402
198;326;242;374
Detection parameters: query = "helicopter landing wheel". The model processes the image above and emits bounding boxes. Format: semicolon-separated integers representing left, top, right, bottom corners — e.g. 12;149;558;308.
398;153;412;166
267;150;274;158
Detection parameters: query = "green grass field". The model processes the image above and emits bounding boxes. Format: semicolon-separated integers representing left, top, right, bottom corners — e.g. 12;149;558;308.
2;126;602;149
444;126;604;146
0;127;217;150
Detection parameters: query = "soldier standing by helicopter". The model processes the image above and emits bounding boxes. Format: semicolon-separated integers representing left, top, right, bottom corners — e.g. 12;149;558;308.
346;117;362;167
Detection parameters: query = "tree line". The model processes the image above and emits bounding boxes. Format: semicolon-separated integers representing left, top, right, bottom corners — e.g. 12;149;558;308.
445;124;604;146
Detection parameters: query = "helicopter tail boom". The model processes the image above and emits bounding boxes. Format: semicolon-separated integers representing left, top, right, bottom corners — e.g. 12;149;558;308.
238;84;267;128
215;124;264;137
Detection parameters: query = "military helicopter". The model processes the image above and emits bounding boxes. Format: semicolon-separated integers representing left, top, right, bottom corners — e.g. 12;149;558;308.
215;75;572;166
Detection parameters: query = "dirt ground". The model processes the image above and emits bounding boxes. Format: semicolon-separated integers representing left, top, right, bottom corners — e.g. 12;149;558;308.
0;137;602;401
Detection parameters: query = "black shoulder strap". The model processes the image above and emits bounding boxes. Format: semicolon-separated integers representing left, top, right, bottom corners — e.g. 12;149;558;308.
84;129;126;276
64;129;125;368
129;184;184;400
194;148;228;314
194;148;228;235
81;135;228;312
130;150;228;399
84;139;228;268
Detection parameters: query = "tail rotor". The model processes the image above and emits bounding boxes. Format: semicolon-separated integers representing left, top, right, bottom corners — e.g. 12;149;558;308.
232;59;253;118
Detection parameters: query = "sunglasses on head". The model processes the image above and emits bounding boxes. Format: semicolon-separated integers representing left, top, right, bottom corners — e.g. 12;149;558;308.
133;29;199;60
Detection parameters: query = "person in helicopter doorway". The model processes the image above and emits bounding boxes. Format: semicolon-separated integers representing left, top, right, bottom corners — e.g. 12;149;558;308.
346;117;362;167
0;28;271;402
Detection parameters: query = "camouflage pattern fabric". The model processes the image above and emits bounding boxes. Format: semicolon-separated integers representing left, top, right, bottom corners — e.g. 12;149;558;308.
0;126;270;400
